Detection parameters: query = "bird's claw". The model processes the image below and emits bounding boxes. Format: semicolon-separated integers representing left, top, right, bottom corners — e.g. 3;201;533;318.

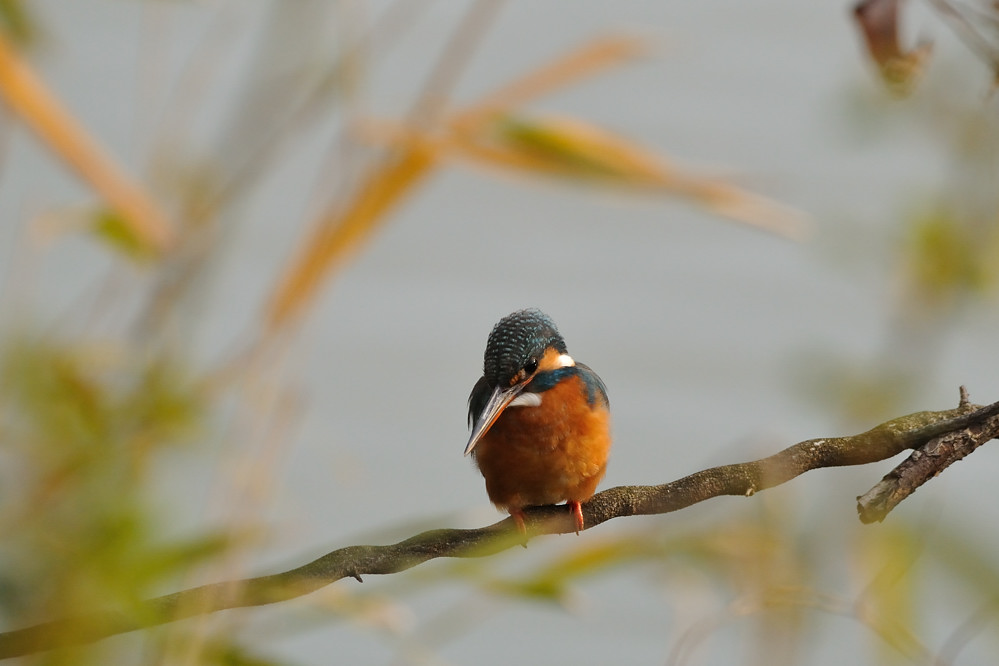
569;500;584;534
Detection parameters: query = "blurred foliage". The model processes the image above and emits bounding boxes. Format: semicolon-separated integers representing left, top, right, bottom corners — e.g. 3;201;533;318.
799;66;999;426
0;336;221;663
852;0;932;97
853;0;999;97
927;521;999;662
397;497;990;666
851;525;924;664
0;30;174;254
0;1;997;665
0;0;36;47
484;113;807;238
91;208;160;263
498;114;653;181
902;207;995;309
270;30;805;328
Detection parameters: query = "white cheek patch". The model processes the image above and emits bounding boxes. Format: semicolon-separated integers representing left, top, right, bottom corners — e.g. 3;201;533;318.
509;392;542;408
557;354;575;368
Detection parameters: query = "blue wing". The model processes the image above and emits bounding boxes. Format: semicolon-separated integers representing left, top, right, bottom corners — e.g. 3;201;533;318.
575;362;609;408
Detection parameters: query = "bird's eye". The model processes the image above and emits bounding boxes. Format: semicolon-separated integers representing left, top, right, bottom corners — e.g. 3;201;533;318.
524;358;539;374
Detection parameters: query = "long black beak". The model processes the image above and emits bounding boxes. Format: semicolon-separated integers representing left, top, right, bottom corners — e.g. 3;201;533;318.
463;383;524;456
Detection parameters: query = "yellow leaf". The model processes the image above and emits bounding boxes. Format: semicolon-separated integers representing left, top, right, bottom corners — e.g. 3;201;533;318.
92;209;158;262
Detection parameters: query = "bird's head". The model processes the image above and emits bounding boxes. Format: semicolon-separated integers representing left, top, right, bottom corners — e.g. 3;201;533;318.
465;309;575;455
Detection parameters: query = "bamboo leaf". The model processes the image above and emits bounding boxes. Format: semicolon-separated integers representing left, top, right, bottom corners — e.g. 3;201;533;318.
452;113;809;238
0;33;172;254
92;209;158;262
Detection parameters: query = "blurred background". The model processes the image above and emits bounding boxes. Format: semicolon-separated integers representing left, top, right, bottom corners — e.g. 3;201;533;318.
1;0;999;664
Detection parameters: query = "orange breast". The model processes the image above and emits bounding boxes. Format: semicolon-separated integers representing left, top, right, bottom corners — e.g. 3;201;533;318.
472;373;611;512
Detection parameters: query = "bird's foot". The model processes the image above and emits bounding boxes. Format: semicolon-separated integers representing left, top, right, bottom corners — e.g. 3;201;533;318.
511;509;528;547
569;500;584;534
512;509;527;534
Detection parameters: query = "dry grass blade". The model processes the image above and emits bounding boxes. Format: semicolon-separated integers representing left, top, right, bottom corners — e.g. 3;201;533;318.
266;28;800;335
265;145;437;329
449;114;809;239
0;33;172;253
263;0;502;333
451;34;647;131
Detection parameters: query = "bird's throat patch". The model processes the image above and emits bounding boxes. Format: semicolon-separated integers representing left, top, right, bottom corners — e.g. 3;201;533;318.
508;392;542;408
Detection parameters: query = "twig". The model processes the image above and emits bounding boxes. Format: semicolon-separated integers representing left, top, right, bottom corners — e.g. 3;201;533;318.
1;393;997;659
857;388;999;523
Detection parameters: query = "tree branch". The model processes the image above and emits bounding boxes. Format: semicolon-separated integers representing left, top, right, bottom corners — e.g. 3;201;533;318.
857;387;999;522
2;390;998;660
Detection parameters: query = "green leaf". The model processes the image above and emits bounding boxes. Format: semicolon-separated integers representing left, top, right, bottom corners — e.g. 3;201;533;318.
92;208;159;261
0;0;38;47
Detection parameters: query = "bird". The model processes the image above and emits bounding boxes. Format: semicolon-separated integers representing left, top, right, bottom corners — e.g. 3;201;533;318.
464;308;611;535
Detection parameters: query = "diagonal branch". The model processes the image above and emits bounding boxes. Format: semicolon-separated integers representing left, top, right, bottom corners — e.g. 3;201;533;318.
2;391;998;660
857;388;999;522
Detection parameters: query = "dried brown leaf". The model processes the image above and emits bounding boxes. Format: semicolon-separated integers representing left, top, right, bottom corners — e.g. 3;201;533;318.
853;0;933;96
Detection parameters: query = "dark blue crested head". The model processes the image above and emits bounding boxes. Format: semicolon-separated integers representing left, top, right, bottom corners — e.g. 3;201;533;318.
482;308;567;388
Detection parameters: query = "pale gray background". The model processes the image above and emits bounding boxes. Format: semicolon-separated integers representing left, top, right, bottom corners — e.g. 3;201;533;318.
2;1;998;664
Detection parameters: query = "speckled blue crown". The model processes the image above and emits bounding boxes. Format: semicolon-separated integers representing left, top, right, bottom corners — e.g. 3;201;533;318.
483;308;567;386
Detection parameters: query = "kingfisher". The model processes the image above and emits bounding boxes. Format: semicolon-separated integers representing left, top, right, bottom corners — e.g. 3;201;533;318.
464;308;611;535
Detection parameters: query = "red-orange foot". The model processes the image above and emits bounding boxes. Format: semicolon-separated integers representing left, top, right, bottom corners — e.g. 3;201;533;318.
511;509;527;535
569;501;584;534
